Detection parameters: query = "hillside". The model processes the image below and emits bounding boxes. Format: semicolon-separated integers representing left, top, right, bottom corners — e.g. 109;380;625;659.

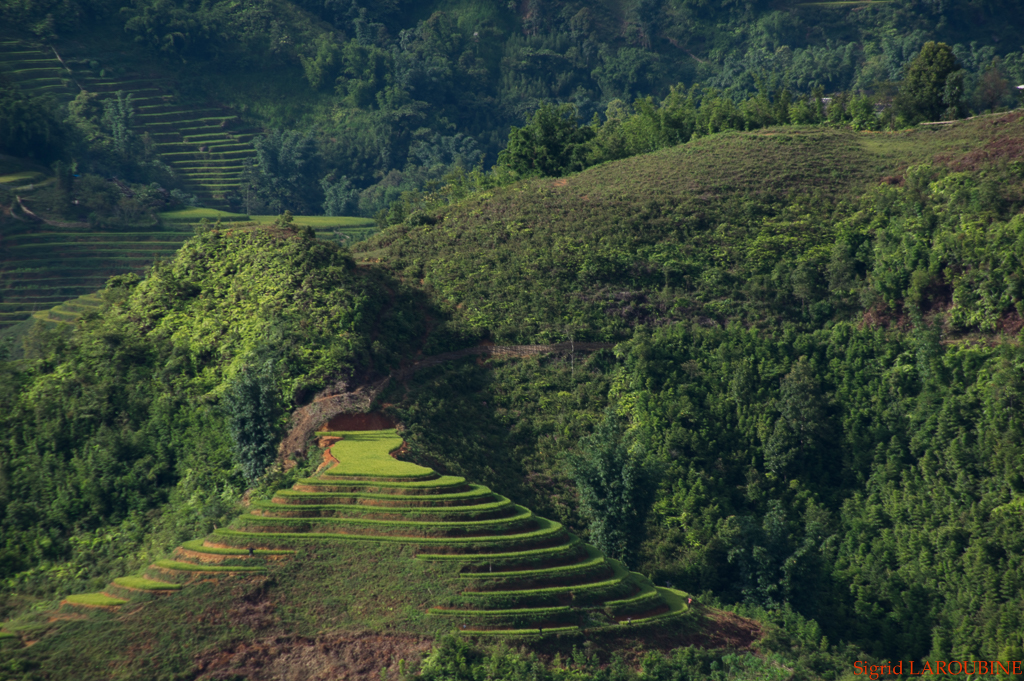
356;114;1024;341
353;114;1024;666
1;104;1024;677
4;0;1024;219
5;0;1024;343
0;37;258;210
0;429;732;680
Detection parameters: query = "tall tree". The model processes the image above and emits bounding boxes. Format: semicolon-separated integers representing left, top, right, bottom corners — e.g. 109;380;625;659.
223;360;283;482
498;103;595;178
896;42;961;123
567;409;659;566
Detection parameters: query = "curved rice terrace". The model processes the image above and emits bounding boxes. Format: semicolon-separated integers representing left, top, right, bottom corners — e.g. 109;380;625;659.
62;428;692;639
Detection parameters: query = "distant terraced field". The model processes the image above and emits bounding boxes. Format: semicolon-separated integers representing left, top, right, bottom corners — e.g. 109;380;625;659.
0;37;258;210
0;38;76;102
0;38;374;333
0;224;193;331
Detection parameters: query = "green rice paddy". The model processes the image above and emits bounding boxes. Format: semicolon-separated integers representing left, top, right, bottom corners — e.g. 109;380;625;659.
324;430;433;478
64;592;128;607
158;208;250;222
297;474;468;489
53;425;680;641
274;484;495;503
249;215;374;227
152;559;267;572
0;171;45;184
179;538;296;555
112;576;182;591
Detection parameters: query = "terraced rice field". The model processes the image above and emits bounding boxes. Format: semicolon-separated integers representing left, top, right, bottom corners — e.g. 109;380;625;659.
0;227;193;331
0;39;77;102
62;427;690;639
0;38;258;210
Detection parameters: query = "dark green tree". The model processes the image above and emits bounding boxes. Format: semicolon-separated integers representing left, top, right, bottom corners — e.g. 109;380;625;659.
764;357;831;479
567;409;659;566
321;174;359;215
895;42;961;123
223;359;283;482
246;130;322;214
102;91;135;159
497;103;595;178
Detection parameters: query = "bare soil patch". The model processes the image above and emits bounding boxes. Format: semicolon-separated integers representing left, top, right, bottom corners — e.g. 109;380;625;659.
323;412;397;431
193;630;433;681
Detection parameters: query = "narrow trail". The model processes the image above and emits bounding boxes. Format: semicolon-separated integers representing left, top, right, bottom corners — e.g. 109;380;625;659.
279;341;613;457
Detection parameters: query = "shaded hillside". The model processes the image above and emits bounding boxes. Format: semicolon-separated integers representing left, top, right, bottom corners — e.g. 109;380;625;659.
6;0;1024;220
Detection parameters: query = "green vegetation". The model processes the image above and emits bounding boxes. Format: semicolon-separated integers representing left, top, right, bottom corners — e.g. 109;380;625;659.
356;119;1024;342
111;576;180;591
0;172;45;184
0;225;430;598
158;208;249;223
0;215;195;332
274;484;496;504
63;592;127;607
427;605;572;619
252;497;513;518
225;358;285;481
460;550;606;582
297;474;467;489
417;542;585;565
213;515;563;547
152;559;265;572
249;215;374;227
323;429;432;478
178;539;294;556
2;0;1024;668
2;423;689;681
236;503;533;530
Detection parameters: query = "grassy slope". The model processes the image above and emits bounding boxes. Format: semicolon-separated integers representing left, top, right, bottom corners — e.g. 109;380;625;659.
3;544;463;680
355;117;1024;342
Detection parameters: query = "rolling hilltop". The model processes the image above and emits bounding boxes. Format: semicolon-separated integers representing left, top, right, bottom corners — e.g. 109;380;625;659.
356;114;1024;340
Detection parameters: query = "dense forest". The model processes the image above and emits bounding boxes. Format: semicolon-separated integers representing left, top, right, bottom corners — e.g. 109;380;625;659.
3;0;1024;219
3;0;1024;679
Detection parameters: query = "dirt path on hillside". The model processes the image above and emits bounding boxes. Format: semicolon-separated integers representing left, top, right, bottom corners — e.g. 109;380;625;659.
278;341;613;458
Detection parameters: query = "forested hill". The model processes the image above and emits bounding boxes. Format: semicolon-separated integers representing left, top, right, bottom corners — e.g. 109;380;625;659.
3;0;1024;218
2;112;1023;677
3;0;1024;676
